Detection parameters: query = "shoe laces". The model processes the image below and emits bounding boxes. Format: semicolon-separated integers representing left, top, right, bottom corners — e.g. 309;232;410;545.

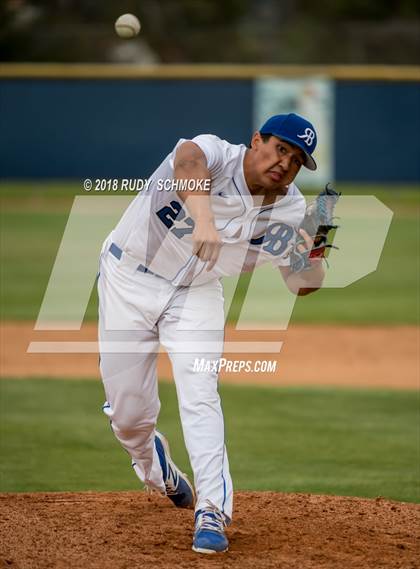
145;481;178;499
163;463;180;496
165;482;178;496
196;501;227;533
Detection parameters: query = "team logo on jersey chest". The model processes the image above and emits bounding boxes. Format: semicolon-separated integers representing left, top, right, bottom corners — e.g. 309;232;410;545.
250;222;294;256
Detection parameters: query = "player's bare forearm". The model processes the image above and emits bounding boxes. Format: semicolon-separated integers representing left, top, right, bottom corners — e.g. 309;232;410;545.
178;189;214;224
174;141;221;270
280;260;325;296
278;228;325;295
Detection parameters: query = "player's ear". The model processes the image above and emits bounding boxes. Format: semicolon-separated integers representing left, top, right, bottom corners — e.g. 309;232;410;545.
250;131;262;150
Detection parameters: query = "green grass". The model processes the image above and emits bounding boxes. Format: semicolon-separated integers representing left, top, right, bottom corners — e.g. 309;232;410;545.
1;182;419;323
1;379;418;503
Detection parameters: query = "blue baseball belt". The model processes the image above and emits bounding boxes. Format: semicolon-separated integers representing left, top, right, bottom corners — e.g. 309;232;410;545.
109;242;161;278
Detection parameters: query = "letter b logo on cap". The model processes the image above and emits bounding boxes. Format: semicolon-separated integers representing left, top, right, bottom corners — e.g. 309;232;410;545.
297;128;315;147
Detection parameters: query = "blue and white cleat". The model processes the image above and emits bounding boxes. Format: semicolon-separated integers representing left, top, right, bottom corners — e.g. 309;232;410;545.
192;501;229;554
154;431;195;509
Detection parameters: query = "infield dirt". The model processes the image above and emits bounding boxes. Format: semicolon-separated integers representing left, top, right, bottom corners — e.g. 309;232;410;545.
1;491;419;569
1;322;419;389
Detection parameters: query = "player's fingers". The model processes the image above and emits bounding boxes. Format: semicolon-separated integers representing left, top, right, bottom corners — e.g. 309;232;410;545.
197;242;212;261
299;229;314;251
192;239;203;257
202;238;219;258
206;243;221;271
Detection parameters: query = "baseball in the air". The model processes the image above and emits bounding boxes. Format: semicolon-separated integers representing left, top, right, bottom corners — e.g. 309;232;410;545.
114;14;141;39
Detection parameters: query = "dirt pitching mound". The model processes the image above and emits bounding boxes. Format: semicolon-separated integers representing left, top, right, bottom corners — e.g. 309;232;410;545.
1;491;419;569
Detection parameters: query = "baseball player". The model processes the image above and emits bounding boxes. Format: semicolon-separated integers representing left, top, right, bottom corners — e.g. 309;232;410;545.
98;113;325;554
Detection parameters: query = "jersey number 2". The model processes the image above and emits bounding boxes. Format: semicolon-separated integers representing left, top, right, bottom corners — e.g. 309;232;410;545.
156;200;195;239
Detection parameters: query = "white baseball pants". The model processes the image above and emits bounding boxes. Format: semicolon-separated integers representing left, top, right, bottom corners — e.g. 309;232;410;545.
97;245;233;520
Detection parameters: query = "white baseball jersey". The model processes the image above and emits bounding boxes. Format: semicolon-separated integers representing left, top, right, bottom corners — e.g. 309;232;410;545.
99;133;308;521
110;134;306;286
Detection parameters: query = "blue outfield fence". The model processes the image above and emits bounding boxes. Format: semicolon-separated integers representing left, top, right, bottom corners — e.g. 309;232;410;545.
0;79;253;179
335;81;420;183
0;65;419;183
